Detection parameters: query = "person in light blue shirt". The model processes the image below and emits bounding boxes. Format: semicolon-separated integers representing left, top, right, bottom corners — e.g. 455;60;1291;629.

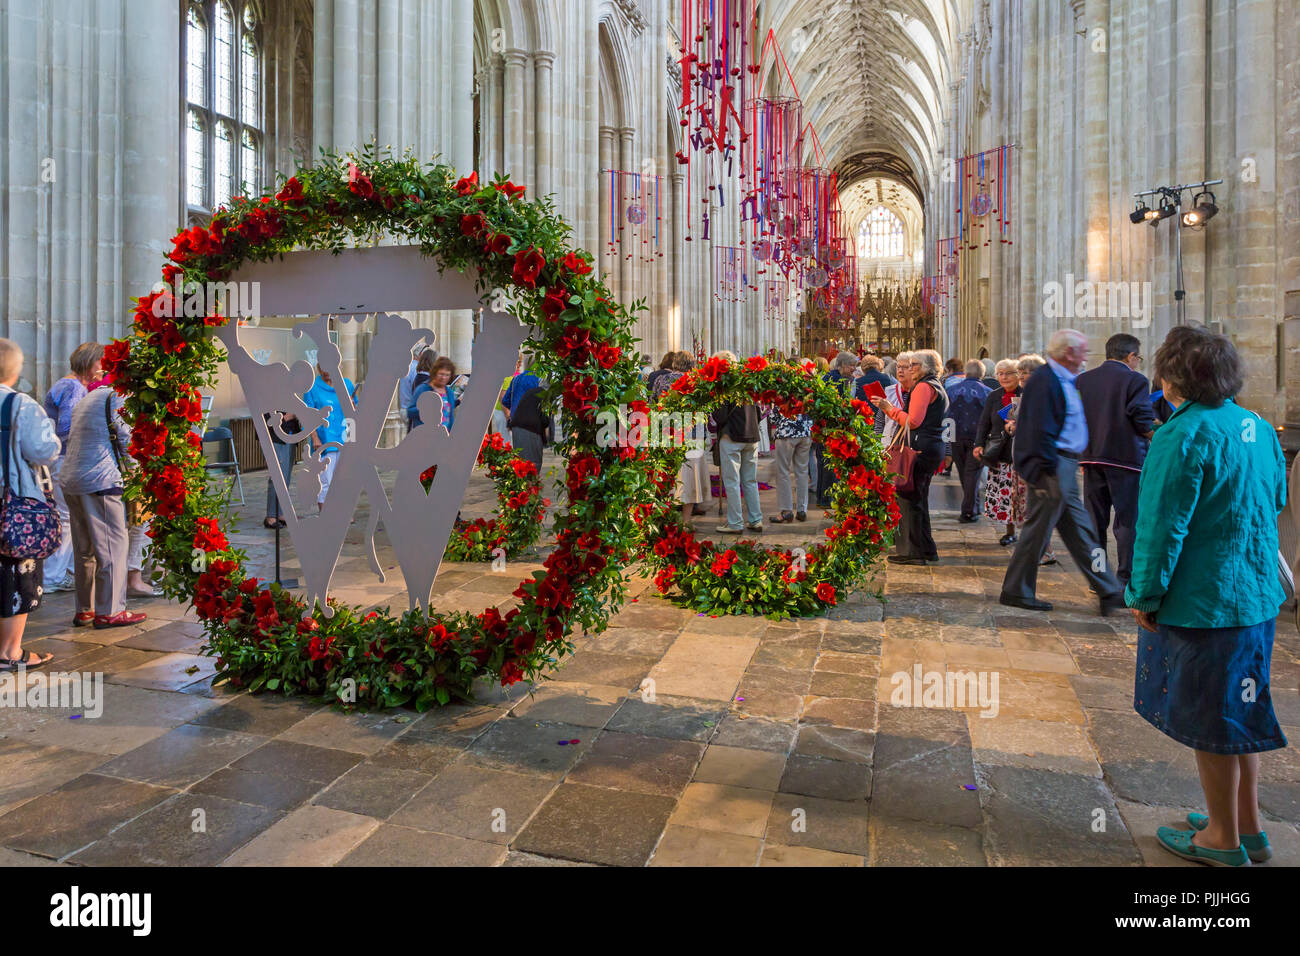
1045;355;1089;454
303;365;357;509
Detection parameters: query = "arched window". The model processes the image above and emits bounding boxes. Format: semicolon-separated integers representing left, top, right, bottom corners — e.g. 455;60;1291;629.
183;1;264;219
857;207;905;259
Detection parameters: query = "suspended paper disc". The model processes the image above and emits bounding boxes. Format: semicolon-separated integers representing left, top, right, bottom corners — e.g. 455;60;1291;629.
944;260;958;277
753;239;772;261
805;267;829;289
626;205;646;225
970;191;992;218
794;237;814;257
824;249;844;270
780;216;798;238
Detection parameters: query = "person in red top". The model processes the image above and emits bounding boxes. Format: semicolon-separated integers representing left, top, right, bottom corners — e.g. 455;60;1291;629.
871;349;950;564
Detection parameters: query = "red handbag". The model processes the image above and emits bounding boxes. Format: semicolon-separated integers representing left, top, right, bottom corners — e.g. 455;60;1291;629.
884;423;917;494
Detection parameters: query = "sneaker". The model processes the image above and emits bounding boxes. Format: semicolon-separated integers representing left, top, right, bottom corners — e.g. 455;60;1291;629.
93;611;148;629
72;611;95;627
745;523;764;533
1187;813;1272;862
716;525;742;535
45;572;77;593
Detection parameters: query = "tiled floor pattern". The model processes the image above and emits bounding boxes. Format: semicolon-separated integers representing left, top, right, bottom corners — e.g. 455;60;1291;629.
2;455;1298;866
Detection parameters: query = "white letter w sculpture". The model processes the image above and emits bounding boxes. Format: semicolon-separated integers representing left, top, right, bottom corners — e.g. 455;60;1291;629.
219;246;527;616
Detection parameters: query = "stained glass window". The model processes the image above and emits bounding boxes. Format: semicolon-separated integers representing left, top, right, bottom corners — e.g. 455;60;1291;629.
857;207;905;259
182;1;264;217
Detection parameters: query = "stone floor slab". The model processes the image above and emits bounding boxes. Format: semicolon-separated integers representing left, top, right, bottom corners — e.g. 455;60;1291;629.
94;723;264;788
693;745;786;790
222;805;380;866
605;695;727;742
68;793;280;866
231;739;363;784
668;782;774;838
508;682;626;728
758;843;864;866
314;764;433;818
390;763;554;843
0;773;174;859
649;824;761;866
513;782;676;866
764;792;870;855
567;732;703;797
869;815;986;866
338;824;507;866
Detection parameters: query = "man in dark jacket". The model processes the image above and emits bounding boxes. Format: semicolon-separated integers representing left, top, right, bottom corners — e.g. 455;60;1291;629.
1075;333;1154;585
1001;329;1123;613
947;360;992;521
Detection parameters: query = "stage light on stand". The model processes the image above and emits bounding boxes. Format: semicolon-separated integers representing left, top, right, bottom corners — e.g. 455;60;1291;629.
1181;190;1217;228
1130;201;1150;224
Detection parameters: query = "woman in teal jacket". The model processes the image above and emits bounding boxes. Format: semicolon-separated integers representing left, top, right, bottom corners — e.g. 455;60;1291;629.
1127;326;1288;867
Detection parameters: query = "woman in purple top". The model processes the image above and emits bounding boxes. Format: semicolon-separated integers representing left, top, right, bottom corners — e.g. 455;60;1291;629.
41;342;103;594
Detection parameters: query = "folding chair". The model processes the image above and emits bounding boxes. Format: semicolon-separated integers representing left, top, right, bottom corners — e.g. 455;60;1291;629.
199;396;244;505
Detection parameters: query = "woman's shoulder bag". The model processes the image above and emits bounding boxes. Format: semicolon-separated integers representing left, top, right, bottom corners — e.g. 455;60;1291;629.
0;393;61;559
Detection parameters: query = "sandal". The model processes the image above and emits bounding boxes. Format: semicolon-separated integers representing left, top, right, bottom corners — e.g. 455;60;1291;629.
1155;826;1249;867
769;511;795;524
1;649;53;671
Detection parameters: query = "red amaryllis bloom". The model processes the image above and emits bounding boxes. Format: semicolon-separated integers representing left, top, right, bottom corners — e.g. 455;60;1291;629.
296;617;319;634
149;323;187;355
556;327;593;365
101;339;130;380
460;213;486;236
654;566;676;594
500;660;525;686
594;343;621;369
561;251;593;276
511;458;538;479
850;398;875;422
128;418;168;460
710;549;738;577
484;232;511;256
347;162;374;199
495;181;526;200
565;453;601;498
167;392;204;423
276;176;305;204
511;247;545;287
815;583;837;605
425;623;452;651
454;171;479;195
697;356;729;382
744;355;768;372
561;374;598;415
307;633;336;662
670;372;697;394
193;516;229;553
540;287;570;321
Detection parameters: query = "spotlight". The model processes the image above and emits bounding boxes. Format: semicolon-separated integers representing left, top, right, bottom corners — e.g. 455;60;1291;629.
1182;190;1218;228
1148;198;1177;227
1130;201;1149;224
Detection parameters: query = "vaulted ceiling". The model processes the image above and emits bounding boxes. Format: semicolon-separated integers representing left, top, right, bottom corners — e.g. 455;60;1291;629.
762;0;963;210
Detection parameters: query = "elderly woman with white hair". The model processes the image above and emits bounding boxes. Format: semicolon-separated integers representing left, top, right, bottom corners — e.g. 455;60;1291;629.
0;338;62;670
871;348;949;564
974;358;1026;545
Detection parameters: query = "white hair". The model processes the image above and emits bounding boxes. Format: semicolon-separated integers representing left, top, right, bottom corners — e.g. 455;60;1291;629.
711;350;737;363
912;349;942;377
1047;329;1087;360
995;358;1019;375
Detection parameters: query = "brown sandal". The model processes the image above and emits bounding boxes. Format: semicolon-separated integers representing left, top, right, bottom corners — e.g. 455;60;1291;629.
1;649;53;671
769;511;795;524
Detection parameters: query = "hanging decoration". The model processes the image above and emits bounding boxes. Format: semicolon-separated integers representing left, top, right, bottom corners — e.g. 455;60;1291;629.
714;245;747;303
676;0;757;240
954;144;1015;248
745;95;804;238
604;169;662;265
762;279;788;322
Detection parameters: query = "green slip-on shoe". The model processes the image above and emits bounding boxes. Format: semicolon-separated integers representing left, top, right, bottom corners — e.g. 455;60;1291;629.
1156;826;1250;867
1187;812;1271;862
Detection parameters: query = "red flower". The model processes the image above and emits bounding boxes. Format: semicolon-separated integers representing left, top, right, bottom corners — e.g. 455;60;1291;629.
670;372;697;394
101;339;130;380
561;252;593;276
816;582;837;605
511;247;545;288
744;355;768;372
710;549;738;577
347;162;374;199
697;356;729;382
556;327;593;366
540;287;570;321
511;458;538;479
560;374;598;415
276;176;305;204
460;213;486;236
484;232;512;256
495;181;526;200
129;418;168;460
594;343;621;369
149;323;187;355
565;453;601;498
500;660;525;685
653;566;677;594
193;516;229;553
454;171;480;196
426;623;452;651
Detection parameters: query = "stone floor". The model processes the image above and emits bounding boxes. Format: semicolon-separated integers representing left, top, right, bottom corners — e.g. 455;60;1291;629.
2;452;1298;867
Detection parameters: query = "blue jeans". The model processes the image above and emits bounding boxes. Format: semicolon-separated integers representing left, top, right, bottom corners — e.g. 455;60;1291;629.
719;436;761;528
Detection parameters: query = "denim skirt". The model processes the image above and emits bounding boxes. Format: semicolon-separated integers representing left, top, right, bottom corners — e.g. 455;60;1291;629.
1134;619;1288;755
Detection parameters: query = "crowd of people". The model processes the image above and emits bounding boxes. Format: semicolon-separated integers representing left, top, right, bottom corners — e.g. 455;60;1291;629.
2;324;1287;867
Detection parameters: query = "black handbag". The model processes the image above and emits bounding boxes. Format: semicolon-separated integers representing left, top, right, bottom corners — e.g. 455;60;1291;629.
982;434;1009;466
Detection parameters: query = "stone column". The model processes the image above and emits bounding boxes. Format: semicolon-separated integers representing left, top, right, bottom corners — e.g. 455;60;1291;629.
598;125;616;292
533;51;555;198
618;126;636;306
503;49;528;181
671;172;685;351
1082;0;1111;350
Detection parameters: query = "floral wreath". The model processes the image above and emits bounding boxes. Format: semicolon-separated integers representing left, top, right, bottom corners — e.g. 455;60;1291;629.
641;355;901;618
431;432;547;561
106;147;654;709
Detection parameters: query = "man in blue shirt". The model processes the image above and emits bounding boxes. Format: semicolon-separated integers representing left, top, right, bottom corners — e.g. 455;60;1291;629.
1001;329;1122;614
304;365;357;510
947;360;992;521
